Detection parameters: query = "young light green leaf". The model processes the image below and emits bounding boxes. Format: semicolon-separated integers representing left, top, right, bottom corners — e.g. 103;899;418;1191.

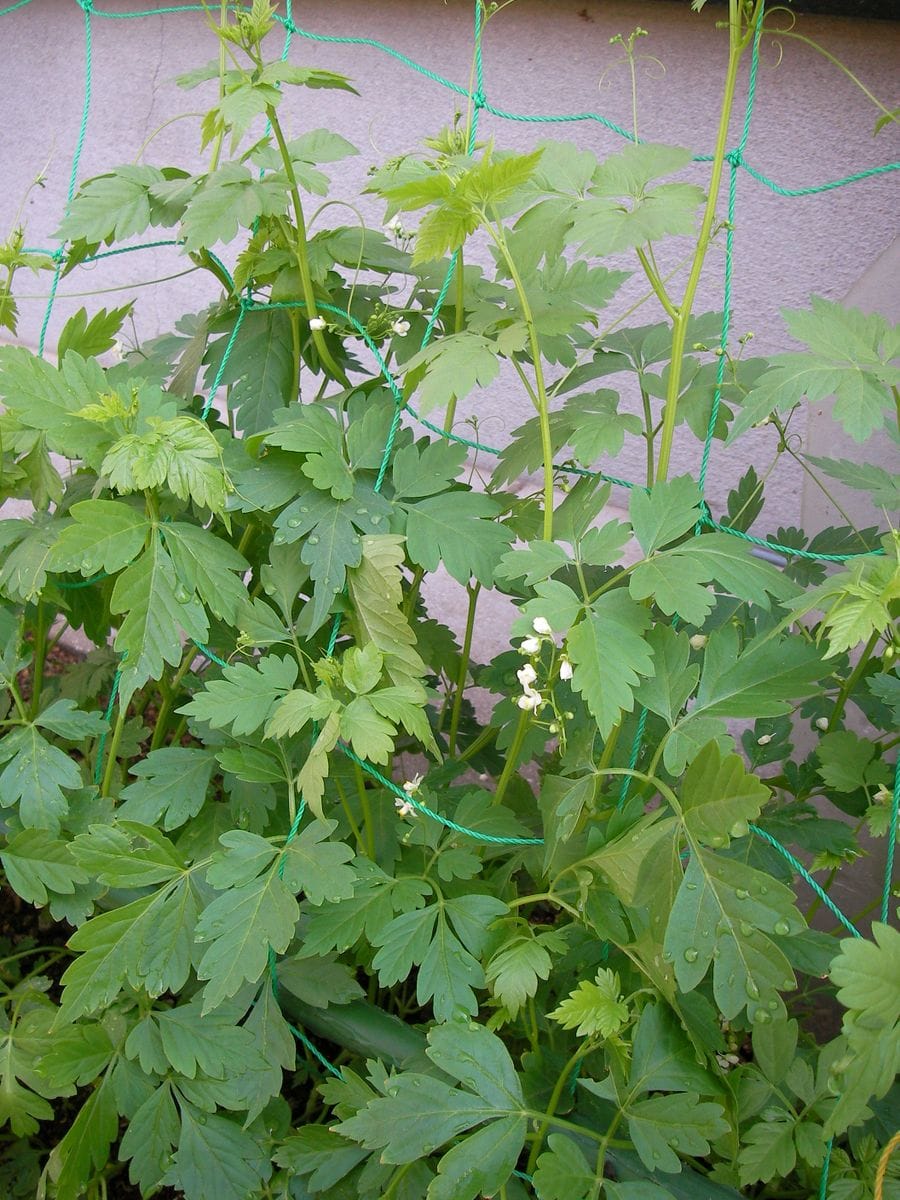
549;967;629;1038
679;741;770;848
485;935;554;1017
403;333;500;415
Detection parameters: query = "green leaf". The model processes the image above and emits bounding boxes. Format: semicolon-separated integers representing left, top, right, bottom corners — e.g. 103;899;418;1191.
57;165;167;242
51;499;149;578
162;522;249;624
426;1019;523;1109
111;539;209;707
0;347;110;462
816;731;877;794
1;828;88;905
391;438;467;500
403;333;500;415
0;726;83;831
563;390;643;464
208;308;294;434
485;935;554;1017
566;591;654;739
679;741;770;848
180;162;288;251
403;491;512;586
276;953;364;1010
569;144;705;254
50;1074;118;1200
273;1127;367;1193
633;626;698;728
806;455;900;510
179;653;298;737
347;534;430;694
629;476;702;555
118;747;215;830
533;1134;595;1200
0;521;59;602
70;822;183;888
57;304;133;360
120;1084;180;1196
727;298;900;443
104;415;228;512
164;1103;269;1200
549;967;629;1037
280;819;357;905
0;1006;58;1136
265;686;335;740
428;1116;524;1200
663;851;802;1020
625;1092;728;1174
301;867;431;957
33;698;107;740
195;871;299;1011
831;922;900;1028
628;1003;716;1096
738;1119;796;1187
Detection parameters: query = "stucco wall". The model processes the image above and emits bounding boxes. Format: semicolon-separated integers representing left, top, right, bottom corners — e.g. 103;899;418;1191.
1;0;897;532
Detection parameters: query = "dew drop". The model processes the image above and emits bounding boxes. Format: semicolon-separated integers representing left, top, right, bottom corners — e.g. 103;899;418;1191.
753;1008;770;1024
782;978;794;991
670;1137;679;1148
196;1113;207;1125
351;535;361;544
308;535;320;545
685;882;697;891
730;820;749;839
683;947;699;963
767;998;778;1011
371;514;382;525
662;950;674;963
287;516;302;528
355;507;368;516
735;888;750;901
299;505;309;513
759;886;769;896
773;919;791;936
174;585;191;603
746;979;760;1000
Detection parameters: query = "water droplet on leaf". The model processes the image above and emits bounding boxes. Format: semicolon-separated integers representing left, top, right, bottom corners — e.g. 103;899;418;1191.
683;947;699;963
735;888;749;900
308;535;319;545
746;979;760;999
774;919;791;936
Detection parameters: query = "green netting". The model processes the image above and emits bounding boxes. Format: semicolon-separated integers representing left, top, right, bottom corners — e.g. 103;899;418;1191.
3;2;897;1194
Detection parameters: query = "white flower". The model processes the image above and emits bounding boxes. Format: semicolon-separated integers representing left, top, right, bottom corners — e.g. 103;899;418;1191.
517;692;541;711
309;316;326;331
815;716;829;731
391;318;410;337
385;214;402;232
520;636;541;655
109;339;124;363
532;616;552;636
517;664;538;687
873;785;892;804
756;734;773;746
558;657;573;681
689;633;708;650
402;774;422;795
394;796;417;818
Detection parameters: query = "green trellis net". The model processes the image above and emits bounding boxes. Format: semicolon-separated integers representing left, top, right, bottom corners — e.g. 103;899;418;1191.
1;2;897;1196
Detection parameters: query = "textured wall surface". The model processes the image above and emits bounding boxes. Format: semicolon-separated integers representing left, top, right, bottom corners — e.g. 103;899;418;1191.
1;0;897;532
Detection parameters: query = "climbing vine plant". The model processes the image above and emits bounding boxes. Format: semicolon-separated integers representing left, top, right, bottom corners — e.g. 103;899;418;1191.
0;1;898;1198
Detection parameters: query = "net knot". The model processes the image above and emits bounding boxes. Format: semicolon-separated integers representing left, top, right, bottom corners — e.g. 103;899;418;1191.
282;17;297;34
239;294;255;312
76;0;93;12
725;148;743;168
472;88;487;109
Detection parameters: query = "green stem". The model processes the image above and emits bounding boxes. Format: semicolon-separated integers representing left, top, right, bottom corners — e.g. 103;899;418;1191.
265;104;349;386
454;722;500;764
525;1042;595;1172
403;565;426;619
448;583;480;756
635;247;678;321
827;629;881;732
639;384;655;487
100;704;128;798
287;308;302;402
149;648;196;752
28;601;47;720
354;762;376;860
493;708;530;807
443;247;466;432
484;219;554;540
207;0;230;173
655;0;756;483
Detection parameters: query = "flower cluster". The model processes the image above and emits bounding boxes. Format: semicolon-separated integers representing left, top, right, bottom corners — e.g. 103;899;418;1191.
395;775;421;819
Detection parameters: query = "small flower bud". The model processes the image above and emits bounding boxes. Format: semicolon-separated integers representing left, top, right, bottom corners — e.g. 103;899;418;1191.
873;785;892;804
558;657;573;681
391;318;410;337
309;316;326;331
532;616;552;636
517;692;541;711
689;633;708;650
385;214;402;232
756;734;773;746
520;636;541;655
517;664;538;687
815;716;829;731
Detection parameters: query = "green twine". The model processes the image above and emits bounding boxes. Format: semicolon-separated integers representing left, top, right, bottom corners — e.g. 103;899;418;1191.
882;757;899;925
